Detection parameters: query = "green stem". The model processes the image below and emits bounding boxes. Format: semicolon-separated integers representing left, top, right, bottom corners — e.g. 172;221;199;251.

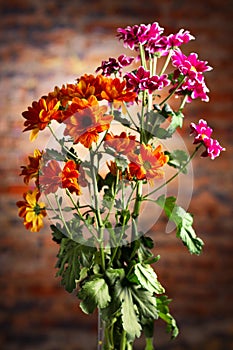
124;103;139;130
140;90;146;143
65;188;99;243
103;168;119;225
139;43;147;69
132;180;143;219
159;50;172;76
144;144;202;199
120;330;127;350
145;337;154;350
48;124;78;161
54;194;73;238
179;94;188;111
159;76;185;106
90;148;105;271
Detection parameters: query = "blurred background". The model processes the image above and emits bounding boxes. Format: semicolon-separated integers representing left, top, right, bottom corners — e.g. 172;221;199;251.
0;0;232;349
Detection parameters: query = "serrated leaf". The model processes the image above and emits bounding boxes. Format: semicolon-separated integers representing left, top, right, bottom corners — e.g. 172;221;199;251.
55;239;81;293
157;295;179;339
131;286;158;320
133;263;165;294
166;149;189;174
44;148;66;161
78;277;111;314
156;195;204;255
121;287;141;339
155;111;184;139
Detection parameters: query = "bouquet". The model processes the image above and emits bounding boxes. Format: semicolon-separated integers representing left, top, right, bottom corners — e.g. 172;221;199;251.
16;21;225;349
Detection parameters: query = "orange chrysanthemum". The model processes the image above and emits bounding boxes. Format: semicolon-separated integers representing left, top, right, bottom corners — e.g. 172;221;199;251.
40;159;84;196
75;74;105;100
20;149;43;185
104;132;137;155
101;77;137;103
64;104;113;148
22;97;61;141
16;189;47;232
62;160;82;195
40;160;62;194
128;144;168;181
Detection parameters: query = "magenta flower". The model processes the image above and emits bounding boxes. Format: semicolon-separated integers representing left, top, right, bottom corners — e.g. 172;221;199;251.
190;119;213;142
146;36;168;56
118;54;134;68
117;22;164;50
179;77;210;103
166;29;195;49
142;74;170;93
172;50;212;82
125;67;169;94
96;55;134;76
125;66;150;91
203;138;225;159
190;119;225;159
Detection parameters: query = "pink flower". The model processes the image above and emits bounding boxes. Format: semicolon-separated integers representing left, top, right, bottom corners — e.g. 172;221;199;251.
118;54;134;67
125;67;169;94
125;66;150;91
146;36;168;56
190;119;213;142
117;22;164;50
190;119;225;159
142;74;170;94
166;29;195;49
172;50;212;82
177;77;210;103
96;55;134;76
203;138;225;160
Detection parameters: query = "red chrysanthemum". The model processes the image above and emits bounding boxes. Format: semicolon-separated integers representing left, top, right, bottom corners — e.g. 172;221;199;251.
22;97;61;141
20;149;43;185
64;104;113;148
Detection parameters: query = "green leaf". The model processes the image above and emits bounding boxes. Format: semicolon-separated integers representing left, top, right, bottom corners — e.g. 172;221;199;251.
50;224;65;244
131;286;158;320
156;195;204;255
113;109;131;127
78;277;111;314
155;110;184;139
121;287;141;339
44;148;66;161
55;238;81;293
133;263;165;294
166;149;189;174
157;295;179;339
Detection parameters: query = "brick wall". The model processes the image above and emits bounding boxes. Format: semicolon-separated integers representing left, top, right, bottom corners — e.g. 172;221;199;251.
0;0;232;349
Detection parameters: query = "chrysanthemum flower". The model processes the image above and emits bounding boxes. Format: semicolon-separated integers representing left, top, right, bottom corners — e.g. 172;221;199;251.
165;29;195;49
104;132;137;155
64;104;113;148
117;22;164;50
62;160;82;195
16;189;46;232
20;149;43;185
101;77;137;103
190;119;213;143
172;50;212;82
128;144;168;180
96;55;134;77
125;66;169;94
190;119;225;159
22;97;61;141
40;160;62;194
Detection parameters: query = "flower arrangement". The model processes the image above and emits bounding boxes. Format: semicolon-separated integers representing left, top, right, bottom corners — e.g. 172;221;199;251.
17;21;225;349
